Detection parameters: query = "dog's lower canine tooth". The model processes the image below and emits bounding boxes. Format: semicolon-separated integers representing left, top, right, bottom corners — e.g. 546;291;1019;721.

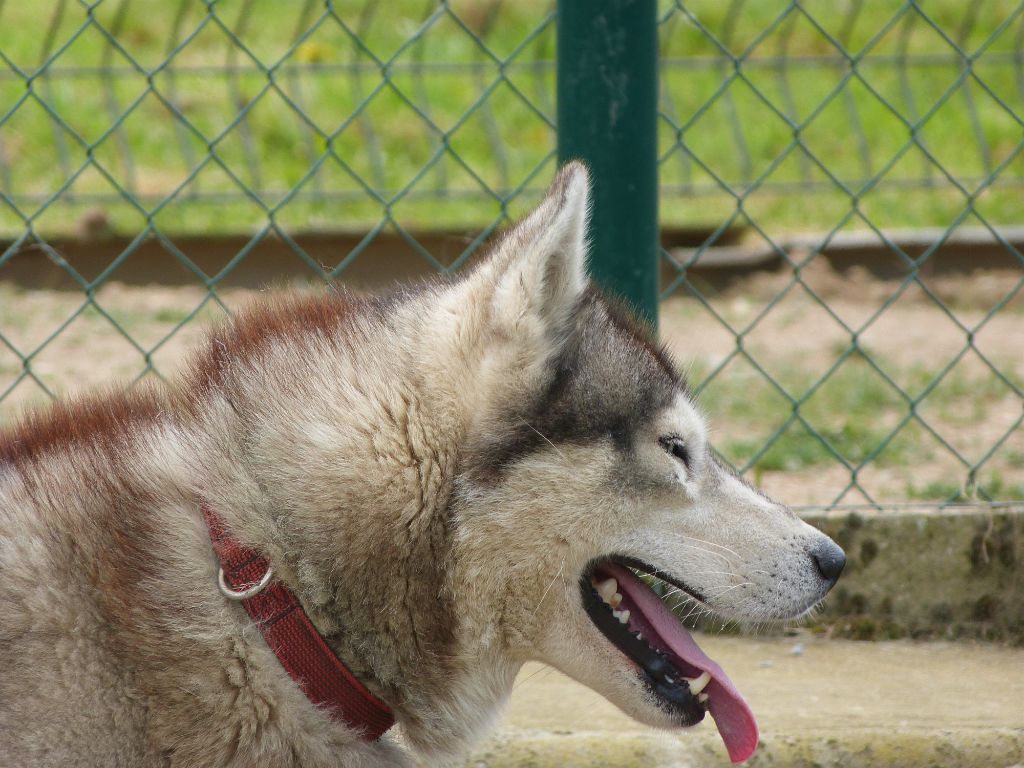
686;671;711;695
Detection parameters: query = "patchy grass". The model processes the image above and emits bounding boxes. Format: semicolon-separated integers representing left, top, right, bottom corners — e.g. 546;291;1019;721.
691;349;1020;495
907;472;1024;502
661;268;1024;506
905;479;969;502
695;355;924;472
153;307;193;325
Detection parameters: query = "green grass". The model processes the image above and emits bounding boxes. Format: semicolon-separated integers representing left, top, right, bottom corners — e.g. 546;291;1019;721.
152;307;192;325
1006;449;1024;469
1;1;1022;238
0;0;556;236
907;472;1024;502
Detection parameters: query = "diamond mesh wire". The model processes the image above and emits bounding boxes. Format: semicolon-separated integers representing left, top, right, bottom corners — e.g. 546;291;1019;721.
0;1;1021;510
0;0;557;393
657;2;1023;509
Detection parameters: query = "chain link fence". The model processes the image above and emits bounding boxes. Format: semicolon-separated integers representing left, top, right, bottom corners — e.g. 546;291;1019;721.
657;1;1024;509
0;1;1021;511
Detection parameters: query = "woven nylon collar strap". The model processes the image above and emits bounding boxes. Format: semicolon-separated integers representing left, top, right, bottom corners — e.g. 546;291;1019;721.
201;502;395;741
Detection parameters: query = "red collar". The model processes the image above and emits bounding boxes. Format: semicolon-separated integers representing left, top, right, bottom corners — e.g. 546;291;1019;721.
201;502;395;740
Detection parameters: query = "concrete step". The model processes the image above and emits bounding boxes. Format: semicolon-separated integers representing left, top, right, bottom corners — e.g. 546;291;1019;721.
467;635;1024;767
805;505;1023;643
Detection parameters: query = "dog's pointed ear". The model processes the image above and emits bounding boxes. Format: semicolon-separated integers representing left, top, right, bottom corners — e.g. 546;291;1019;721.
487;161;591;338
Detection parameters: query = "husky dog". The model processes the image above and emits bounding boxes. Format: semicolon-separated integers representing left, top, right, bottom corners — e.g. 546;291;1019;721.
0;163;844;767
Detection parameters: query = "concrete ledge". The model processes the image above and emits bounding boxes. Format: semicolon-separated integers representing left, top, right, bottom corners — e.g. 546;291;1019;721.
805;505;1023;642
471;729;1024;768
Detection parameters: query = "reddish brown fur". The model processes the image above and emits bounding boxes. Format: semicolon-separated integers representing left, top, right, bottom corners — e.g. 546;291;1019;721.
187;289;363;395
0;385;169;467
0;290;372;470
0;293;362;470
0;383;172;616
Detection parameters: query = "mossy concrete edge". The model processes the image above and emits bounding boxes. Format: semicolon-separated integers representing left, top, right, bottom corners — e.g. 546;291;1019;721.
468;728;1024;767
803;506;1023;643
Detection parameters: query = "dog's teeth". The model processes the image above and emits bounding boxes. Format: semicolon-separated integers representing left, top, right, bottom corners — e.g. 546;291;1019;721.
609;592;623;608
592;577;618;603
664;675;675;685
612;609;630;625
686;671;711;695
698;693;709;704
634;632;643;641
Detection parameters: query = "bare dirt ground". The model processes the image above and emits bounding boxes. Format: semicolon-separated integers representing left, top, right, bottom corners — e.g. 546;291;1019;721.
1;263;1021;508
660;261;1024;507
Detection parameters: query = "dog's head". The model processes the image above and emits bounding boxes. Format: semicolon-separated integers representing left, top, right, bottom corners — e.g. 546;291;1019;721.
452;163;844;762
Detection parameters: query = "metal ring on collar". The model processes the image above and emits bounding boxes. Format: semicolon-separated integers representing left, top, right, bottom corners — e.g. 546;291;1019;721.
218;566;274;601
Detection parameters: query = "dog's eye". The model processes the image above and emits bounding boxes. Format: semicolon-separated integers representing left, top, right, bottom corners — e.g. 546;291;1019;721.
659;436;690;470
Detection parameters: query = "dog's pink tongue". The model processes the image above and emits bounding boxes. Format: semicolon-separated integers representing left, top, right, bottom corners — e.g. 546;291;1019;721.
606;564;759;763
656;618;758;763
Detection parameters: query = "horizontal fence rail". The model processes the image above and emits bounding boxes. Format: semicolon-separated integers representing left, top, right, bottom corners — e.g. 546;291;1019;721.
0;0;1021;511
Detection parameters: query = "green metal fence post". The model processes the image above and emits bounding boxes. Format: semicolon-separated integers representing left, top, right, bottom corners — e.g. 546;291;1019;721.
557;0;659;324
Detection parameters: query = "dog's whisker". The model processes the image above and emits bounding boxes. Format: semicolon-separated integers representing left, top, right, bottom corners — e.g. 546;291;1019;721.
670;534;744;561
651;536;733;561
512;663;556;692
704;582;755;601
530;558;565;621
651;534;740;566
679;601;705;625
519;420;567;462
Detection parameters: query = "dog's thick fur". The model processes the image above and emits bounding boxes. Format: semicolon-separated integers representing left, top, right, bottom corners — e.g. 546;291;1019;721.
0;164;842;767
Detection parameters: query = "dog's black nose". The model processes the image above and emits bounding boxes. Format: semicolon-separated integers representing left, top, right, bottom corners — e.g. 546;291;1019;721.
811;539;846;585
